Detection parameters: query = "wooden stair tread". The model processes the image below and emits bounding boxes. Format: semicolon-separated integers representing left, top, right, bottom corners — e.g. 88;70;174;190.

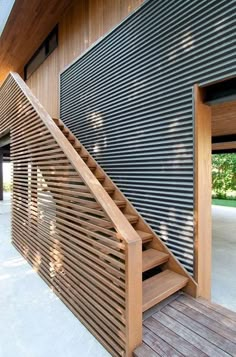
88;165;97;169
142;270;188;312
64;132;73;137
114;200;126;208
142;249;169;272
62;128;70;134
124;214;138;224
136;230;153;243
53;118;64;127
104;186;114;194
97;176;105;182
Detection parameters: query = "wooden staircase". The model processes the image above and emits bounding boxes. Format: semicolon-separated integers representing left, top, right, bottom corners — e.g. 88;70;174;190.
1;72;198;356
53;118;197;312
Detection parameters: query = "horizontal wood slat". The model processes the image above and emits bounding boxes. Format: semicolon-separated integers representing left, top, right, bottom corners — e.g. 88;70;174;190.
0;72;143;357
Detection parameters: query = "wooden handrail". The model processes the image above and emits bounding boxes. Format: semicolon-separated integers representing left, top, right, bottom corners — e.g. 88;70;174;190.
0;72;143;356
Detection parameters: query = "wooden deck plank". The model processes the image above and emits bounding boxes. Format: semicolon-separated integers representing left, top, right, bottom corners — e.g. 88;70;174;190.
152;310;230;357
143;326;183;357
173;299;236;343
178;295;236;332
135;294;236;357
144;317;207;357
134;343;161;357
196;297;236;323
166;301;236;355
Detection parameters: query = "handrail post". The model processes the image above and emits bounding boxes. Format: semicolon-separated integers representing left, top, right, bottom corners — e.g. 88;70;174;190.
125;239;142;356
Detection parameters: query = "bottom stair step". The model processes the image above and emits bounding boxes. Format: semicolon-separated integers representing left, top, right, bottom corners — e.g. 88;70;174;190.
142;270;188;312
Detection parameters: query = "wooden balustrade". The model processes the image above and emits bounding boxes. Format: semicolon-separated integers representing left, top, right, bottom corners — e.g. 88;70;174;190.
0;73;142;356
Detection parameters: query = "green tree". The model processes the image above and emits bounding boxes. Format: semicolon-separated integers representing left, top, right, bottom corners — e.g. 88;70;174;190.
212;154;236;199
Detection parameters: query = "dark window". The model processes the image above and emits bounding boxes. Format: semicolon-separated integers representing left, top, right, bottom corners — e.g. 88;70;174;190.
24;26;58;80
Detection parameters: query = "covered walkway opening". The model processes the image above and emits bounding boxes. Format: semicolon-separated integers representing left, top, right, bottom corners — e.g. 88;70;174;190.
211;96;236;311
204;78;236;311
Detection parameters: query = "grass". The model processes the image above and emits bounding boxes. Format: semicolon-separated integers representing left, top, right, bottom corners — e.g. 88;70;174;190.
212;198;236;208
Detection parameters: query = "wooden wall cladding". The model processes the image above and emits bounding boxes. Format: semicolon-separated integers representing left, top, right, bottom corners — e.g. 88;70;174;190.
0;72;142;356
0;0;72;83
212;100;236;137
26;0;143;118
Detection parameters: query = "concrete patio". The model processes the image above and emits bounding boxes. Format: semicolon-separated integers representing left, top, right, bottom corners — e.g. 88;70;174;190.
0;192;110;357
212;204;236;312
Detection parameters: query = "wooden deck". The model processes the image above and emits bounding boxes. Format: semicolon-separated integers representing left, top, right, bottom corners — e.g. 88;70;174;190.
135;294;236;357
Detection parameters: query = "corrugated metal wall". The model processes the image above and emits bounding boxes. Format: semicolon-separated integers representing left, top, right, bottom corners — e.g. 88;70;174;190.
60;0;235;274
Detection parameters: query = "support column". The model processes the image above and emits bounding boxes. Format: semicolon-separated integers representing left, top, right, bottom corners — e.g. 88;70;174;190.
0;152;3;201
194;85;212;299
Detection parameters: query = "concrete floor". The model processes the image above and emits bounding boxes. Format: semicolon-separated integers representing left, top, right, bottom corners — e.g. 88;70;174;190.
212;204;236;312
0;192;110;357
1;193;235;356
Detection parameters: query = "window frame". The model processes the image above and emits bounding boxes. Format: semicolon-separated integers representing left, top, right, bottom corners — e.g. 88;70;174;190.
24;25;58;80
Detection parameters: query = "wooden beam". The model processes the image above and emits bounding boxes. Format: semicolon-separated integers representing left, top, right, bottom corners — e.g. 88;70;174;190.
212;142;236;151
194;85;212;299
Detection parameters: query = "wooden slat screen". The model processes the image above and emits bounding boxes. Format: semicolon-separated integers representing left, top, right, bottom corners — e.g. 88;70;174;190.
0;73;142;357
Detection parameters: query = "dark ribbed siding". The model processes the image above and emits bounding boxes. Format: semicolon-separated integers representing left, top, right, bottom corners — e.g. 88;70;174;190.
60;0;235;274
